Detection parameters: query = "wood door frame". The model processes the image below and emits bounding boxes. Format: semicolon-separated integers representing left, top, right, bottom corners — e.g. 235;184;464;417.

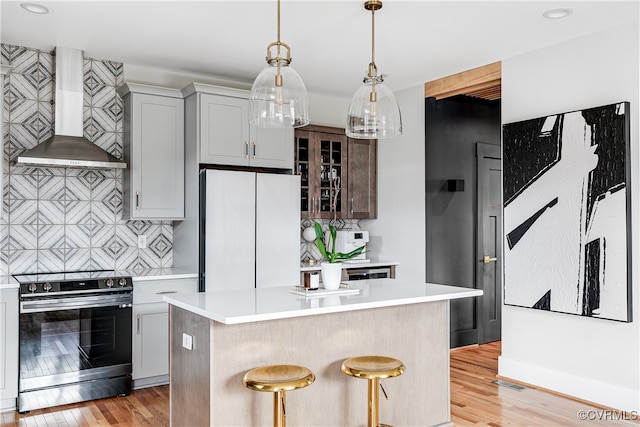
424;62;501;101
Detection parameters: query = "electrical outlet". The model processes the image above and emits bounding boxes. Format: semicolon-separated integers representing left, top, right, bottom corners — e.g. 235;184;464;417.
138;235;147;249
182;333;193;350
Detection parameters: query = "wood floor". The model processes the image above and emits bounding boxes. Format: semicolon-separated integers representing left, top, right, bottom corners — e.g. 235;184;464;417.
0;386;169;426
2;342;638;426
450;341;639;426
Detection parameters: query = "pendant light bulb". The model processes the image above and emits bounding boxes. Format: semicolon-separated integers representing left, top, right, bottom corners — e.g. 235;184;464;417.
346;0;402;139
249;0;309;128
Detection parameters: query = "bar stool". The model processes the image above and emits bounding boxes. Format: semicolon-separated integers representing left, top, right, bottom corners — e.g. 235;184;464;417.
341;355;405;427
243;364;315;427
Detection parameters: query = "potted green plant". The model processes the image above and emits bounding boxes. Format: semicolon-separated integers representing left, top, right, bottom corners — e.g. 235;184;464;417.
314;222;366;290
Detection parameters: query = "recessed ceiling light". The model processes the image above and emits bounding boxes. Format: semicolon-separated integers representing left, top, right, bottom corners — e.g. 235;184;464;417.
543;8;573;19
20;2;52;14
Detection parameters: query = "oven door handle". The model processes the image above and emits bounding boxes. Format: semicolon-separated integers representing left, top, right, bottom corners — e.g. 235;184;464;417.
20;294;133;313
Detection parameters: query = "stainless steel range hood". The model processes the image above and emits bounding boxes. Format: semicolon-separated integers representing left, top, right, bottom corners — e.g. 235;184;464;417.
15;47;127;169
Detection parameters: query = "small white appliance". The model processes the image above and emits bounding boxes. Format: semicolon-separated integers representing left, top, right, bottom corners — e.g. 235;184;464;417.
328;230;369;262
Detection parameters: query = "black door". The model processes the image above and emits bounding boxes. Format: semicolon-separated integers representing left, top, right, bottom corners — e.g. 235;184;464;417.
476;142;502;343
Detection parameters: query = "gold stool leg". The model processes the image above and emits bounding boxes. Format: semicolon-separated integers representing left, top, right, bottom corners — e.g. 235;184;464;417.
368;378;379;427
274;390;286;427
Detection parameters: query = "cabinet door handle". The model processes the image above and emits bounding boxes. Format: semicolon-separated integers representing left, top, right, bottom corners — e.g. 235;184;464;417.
136;192;140;210
351;197;354;214
311;197;315;213
136;313;141;334
156;291;177;295
245;142;249;158
252;142;256;159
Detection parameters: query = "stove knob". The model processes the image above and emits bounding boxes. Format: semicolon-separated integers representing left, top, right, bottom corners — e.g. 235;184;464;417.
28;283;38;293
118;278;128;287
106;278;115;288
43;282;52;292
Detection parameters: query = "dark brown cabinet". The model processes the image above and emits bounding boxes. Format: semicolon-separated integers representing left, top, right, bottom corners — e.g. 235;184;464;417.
347;138;377;219
295;125;376;219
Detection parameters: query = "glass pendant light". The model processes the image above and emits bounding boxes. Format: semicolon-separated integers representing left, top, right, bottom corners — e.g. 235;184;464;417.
249;0;309;128
346;0;402;139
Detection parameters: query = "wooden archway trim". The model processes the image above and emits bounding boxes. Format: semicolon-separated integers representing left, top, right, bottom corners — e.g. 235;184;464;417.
424;61;501;101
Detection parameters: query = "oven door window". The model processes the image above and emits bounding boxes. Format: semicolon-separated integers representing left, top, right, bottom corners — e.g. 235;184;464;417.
20;306;132;383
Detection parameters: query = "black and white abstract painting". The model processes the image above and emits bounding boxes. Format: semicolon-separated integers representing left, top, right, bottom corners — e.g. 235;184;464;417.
503;101;631;322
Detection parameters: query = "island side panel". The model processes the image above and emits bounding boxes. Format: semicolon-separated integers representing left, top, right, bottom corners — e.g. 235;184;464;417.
169;306;212;427
210;300;450;426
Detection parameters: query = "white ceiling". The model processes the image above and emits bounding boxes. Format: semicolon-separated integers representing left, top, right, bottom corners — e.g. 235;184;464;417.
1;1;638;97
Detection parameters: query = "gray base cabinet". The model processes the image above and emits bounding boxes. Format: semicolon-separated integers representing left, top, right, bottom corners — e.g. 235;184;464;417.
118;83;185;220
0;287;18;411
132;277;198;388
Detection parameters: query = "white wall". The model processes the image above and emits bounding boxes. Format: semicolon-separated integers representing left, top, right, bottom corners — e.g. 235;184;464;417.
362;85;426;283
124;63;249;91
500;22;639;412
123;64;349;127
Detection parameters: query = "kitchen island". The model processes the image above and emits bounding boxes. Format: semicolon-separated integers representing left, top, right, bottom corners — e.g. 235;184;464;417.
164;279;481;426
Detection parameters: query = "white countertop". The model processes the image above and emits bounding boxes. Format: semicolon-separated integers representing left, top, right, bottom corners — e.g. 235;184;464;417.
0;276;18;290
164;279;482;325
300;260;399;271
126;267;198;281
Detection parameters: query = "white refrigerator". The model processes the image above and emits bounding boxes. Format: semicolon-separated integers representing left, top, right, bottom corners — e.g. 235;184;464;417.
201;169;301;292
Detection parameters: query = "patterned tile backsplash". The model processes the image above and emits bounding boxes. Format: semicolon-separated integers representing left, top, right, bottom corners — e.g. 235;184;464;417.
299;218;361;263
1;44;172;275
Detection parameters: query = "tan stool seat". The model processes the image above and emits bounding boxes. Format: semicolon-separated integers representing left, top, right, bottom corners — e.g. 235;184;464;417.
341;356;405;427
243;365;315;427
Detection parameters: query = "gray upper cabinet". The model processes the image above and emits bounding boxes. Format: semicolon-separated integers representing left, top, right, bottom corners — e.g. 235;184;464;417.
251;124;294;169
183;83;293;169
118;83;185;220
199;94;248;166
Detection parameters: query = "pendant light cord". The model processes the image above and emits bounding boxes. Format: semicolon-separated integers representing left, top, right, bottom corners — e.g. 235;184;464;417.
369;5;378;101
277;0;281;48
276;0;282;87
371;5;375;70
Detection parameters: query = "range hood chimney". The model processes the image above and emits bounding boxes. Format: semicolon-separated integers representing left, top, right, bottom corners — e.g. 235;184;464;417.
15;47;127;169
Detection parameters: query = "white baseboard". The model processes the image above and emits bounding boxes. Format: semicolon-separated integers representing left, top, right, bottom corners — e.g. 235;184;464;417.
498;355;639;413
0;397;16;413
133;375;169;390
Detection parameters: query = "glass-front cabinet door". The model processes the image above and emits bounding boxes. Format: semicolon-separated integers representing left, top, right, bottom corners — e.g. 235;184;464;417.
295;127;348;219
317;133;347;218
295;130;311;214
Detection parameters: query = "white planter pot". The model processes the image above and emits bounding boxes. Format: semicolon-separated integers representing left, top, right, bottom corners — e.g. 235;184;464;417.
320;262;343;290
